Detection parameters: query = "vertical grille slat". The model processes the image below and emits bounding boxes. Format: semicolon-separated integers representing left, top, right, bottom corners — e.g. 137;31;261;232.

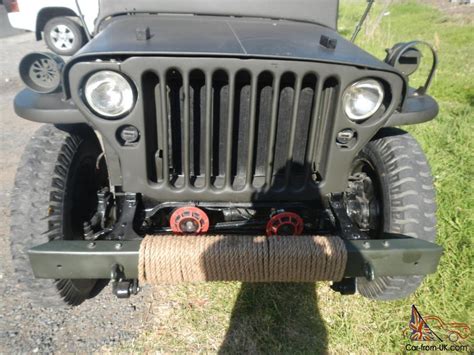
273;73;295;189
143;62;339;193
304;78;323;184
159;75;170;185
314;78;340;177
166;70;183;185
284;75;303;187
246;74;259;187
182;72;191;188
233;71;251;188
293;77;317;176
141;72;159;183
265;74;281;188
154;82;163;182
225;72;235;188
204;72;213;188
252;71;273;188
211;70;229;189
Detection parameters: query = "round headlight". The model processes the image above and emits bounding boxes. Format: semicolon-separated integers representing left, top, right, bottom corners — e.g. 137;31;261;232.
84;71;135;118
343;79;384;121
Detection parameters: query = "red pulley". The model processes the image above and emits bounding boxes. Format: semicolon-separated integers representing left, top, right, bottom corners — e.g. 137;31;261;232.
170;206;210;234
266;212;304;236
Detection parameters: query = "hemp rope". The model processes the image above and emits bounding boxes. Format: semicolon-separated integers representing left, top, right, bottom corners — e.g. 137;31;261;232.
138;235;347;284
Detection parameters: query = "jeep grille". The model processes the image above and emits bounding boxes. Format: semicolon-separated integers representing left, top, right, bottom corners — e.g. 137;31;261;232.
141;63;339;193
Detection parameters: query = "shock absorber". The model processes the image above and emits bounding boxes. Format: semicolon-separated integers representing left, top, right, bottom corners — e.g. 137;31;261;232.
266;211;304;236
169;206;210;234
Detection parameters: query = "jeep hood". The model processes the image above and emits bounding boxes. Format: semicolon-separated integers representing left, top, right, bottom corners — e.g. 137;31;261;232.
71;15;397;74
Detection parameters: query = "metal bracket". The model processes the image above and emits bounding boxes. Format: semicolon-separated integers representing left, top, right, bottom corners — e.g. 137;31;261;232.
84;188;114;240
110;264;140;299
329;193;369;240
109;193;140;240
96;188;113;229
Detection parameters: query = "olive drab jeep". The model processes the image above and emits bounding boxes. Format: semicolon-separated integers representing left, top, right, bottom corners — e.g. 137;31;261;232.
11;0;442;306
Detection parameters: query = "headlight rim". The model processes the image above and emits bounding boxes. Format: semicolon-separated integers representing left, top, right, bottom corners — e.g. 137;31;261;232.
83;70;136;119
343;78;385;122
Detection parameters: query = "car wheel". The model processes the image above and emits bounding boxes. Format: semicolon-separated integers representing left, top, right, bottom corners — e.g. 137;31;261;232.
44;17;86;56
345;128;437;300
10;125;109;307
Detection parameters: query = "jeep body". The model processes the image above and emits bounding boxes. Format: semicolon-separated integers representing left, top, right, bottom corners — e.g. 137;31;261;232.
11;0;442;305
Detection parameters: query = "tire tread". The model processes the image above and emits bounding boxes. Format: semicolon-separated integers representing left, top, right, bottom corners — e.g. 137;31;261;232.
357;128;436;300
10;125;89;307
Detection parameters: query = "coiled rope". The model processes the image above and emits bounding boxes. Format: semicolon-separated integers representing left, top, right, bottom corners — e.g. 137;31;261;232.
139;235;347;284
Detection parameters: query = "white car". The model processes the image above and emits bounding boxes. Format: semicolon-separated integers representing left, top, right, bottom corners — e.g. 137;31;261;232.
4;0;98;55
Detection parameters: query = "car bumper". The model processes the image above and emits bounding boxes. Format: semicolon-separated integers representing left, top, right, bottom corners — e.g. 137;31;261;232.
28;236;443;282
7;12;35;32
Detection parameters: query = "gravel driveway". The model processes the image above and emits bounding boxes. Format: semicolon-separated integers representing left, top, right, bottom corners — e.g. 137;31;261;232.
0;33;154;353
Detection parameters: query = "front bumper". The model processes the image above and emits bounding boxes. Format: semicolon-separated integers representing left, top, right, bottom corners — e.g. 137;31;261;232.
28;236;443;281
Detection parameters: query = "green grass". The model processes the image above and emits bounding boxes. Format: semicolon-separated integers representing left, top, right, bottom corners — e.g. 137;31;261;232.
116;2;473;353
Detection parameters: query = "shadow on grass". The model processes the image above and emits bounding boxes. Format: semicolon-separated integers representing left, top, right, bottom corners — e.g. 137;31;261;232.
218;283;327;354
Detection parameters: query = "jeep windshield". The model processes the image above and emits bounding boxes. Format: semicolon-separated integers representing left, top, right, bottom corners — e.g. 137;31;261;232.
96;0;339;30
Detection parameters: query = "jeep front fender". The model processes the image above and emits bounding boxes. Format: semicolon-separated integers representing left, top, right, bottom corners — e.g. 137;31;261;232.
14;88;86;124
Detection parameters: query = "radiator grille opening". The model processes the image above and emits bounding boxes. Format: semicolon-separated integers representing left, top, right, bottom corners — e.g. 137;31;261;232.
141;67;339;191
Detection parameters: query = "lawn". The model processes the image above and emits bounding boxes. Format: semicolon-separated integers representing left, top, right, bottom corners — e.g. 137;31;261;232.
117;1;473;353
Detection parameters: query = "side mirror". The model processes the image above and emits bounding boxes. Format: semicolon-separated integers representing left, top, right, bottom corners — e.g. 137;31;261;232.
385;41;438;95
385;44;422;76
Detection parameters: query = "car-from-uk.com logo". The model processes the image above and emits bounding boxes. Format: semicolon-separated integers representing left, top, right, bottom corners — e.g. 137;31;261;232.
402;305;470;352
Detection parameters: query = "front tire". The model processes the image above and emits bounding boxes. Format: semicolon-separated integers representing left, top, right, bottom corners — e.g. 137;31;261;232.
353;128;437;300
10;125;108;307
44;17;86;56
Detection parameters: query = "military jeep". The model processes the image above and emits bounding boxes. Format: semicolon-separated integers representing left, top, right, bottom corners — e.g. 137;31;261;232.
11;0;442;306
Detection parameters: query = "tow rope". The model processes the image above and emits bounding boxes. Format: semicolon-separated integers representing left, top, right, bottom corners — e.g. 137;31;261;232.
138;235;347;284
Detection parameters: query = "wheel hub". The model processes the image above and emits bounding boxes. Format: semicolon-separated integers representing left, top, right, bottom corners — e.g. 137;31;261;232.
50;25;75;50
345;172;379;231
28;58;60;89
